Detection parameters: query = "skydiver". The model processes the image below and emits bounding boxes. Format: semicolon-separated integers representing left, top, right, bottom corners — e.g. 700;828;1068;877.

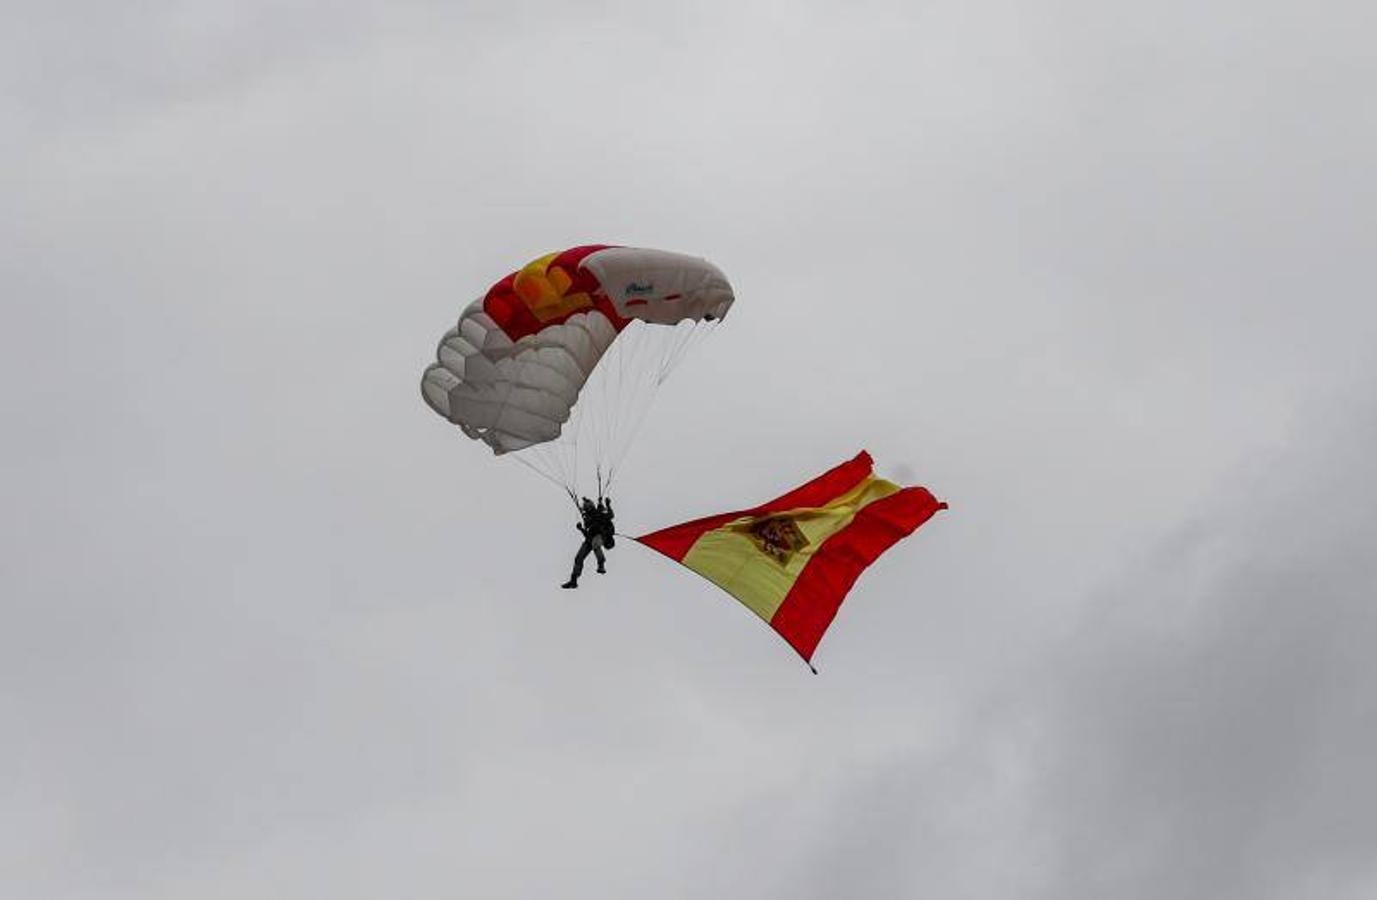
562;496;615;589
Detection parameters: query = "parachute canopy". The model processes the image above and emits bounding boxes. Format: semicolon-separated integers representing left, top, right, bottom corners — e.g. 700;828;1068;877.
422;245;734;493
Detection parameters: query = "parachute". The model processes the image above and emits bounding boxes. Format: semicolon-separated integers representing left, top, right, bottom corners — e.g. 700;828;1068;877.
421;245;734;496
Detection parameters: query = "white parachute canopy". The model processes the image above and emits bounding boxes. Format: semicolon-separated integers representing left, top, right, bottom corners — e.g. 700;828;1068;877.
422;245;734;497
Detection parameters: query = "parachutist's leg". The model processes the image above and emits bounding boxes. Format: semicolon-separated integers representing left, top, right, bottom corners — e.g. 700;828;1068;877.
565;539;593;588
594;540;606;574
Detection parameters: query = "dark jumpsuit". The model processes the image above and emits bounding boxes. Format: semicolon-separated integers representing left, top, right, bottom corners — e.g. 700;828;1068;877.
565;499;614;586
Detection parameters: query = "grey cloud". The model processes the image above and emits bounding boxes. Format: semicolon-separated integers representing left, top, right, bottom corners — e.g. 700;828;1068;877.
4;0;1376;897
1021;402;1377;900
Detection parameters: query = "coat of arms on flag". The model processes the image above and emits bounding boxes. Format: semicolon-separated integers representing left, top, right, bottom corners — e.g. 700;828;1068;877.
738;515;810;565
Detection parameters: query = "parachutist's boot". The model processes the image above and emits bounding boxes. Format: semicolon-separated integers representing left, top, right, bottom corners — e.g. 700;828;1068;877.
561;579;578;589
596;565;606;574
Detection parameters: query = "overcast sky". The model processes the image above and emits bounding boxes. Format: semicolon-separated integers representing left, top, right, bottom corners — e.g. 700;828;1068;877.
4;2;1376;898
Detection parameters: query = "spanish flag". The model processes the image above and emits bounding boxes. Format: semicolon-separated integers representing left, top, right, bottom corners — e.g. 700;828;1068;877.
636;452;946;668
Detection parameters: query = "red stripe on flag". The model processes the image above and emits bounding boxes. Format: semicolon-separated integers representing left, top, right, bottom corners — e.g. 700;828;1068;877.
764;451;875;513
769;487;947;662
636;451;876;562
